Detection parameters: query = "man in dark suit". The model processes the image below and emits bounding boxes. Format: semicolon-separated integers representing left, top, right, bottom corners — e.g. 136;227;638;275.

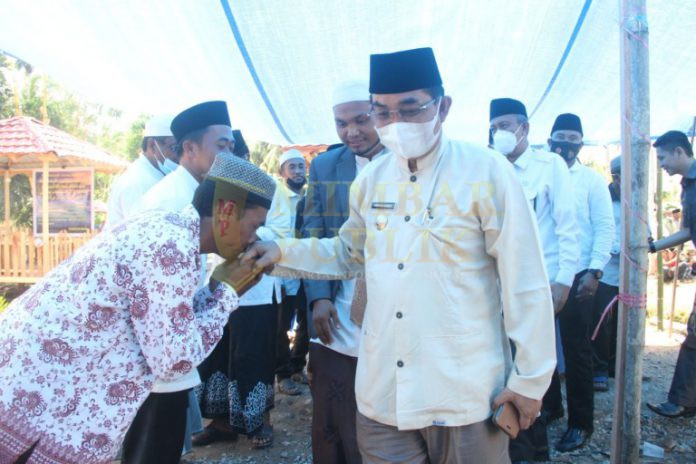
302;80;385;464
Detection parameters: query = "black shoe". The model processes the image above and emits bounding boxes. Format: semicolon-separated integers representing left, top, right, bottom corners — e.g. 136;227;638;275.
556;427;592;452
647;401;696;418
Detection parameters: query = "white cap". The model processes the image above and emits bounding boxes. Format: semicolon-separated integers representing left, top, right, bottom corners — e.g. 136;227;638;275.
278;149;304;167
332;80;370;107
143;114;174;137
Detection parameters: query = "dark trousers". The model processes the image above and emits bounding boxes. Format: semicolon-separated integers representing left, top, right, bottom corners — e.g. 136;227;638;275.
544;271;595;432
121;390;190;464
509;416;549;461
668;303;696;407
197;302;277;435
308;343;362;464
276;286;309;380
591;282;619;378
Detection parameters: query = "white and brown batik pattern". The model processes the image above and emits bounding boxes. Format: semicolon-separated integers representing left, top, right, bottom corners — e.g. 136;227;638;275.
0;206;239;463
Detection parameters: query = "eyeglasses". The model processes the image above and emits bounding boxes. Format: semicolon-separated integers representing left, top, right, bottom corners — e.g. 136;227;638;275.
369;97;440;123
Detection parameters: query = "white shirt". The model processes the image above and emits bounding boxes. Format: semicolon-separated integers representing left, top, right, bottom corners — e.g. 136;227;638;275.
510;147;579;286
265;180;304;296
136;165;204;392
137;164;199;214
312;150;388;358
601;198;621;287
237;226;282;307
274;137;555;430
355;153;371;171
568;161;615;272
105;154;164;229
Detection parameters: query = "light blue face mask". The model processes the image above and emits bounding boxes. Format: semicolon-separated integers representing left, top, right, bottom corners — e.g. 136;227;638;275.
154;141;178;175
159;157;178;175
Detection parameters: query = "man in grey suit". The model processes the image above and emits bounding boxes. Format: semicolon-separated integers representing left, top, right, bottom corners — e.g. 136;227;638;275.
302;80;386;464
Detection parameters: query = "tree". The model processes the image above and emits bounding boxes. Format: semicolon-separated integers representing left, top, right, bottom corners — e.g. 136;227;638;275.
249;141;283;175
0;55;13;118
0;52;149;227
0;174;32;228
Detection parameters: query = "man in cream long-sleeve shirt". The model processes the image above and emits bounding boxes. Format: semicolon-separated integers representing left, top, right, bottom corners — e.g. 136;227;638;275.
490;98;579;462
249;47;555;463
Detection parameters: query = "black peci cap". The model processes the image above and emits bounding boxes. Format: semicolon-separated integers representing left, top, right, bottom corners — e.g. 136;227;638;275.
551;113;583;136
369;47;442;94
171;101;231;143
490;98;527;120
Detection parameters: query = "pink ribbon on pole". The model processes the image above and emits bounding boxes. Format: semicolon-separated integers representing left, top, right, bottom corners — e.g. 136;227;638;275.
591;292;647;341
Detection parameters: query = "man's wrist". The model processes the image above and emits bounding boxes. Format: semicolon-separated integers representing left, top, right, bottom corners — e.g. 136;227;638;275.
311;298;333;310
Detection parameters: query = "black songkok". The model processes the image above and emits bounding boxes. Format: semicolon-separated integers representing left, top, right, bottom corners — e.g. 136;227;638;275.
489;98;527;120
232;130;249;159
551;113;584;136
171;100;231;143
369;47;442;94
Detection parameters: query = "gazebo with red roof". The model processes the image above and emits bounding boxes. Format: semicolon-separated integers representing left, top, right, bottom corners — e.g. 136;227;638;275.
0;116;127;282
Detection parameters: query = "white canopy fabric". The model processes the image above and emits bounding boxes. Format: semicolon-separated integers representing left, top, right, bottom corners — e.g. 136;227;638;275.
0;0;693;146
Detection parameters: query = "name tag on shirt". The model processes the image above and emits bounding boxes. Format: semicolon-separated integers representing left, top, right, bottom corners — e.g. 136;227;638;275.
371;202;396;210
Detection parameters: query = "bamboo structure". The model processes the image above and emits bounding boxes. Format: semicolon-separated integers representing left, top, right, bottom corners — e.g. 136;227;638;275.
0;226;94;282
0;116;127;282
611;0;650;462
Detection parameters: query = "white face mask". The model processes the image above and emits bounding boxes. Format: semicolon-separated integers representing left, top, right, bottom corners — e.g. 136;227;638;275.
375;107;441;160
492;128;521;156
159;157;178;175
154;141;178;175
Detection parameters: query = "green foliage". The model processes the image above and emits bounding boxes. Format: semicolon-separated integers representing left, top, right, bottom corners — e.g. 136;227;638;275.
123;115;148;162
0;296;8;314
0;55;13;118
0;52;152;227
0;174;32;228
94;172;112;202
249;141;283;175
1;53;150;157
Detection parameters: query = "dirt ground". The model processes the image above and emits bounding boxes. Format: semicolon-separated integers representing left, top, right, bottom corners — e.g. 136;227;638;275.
182;319;696;463
4;278;681;463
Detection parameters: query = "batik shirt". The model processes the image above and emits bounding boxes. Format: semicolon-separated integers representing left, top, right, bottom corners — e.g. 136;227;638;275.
0;205;239;463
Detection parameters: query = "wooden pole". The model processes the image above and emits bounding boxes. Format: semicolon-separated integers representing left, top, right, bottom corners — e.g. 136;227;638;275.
655;160;664;331
3;170;9;227
611;1;650;462
41;159;50;274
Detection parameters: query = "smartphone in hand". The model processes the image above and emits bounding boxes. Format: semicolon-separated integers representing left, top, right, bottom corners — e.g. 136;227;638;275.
492;402;520;439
